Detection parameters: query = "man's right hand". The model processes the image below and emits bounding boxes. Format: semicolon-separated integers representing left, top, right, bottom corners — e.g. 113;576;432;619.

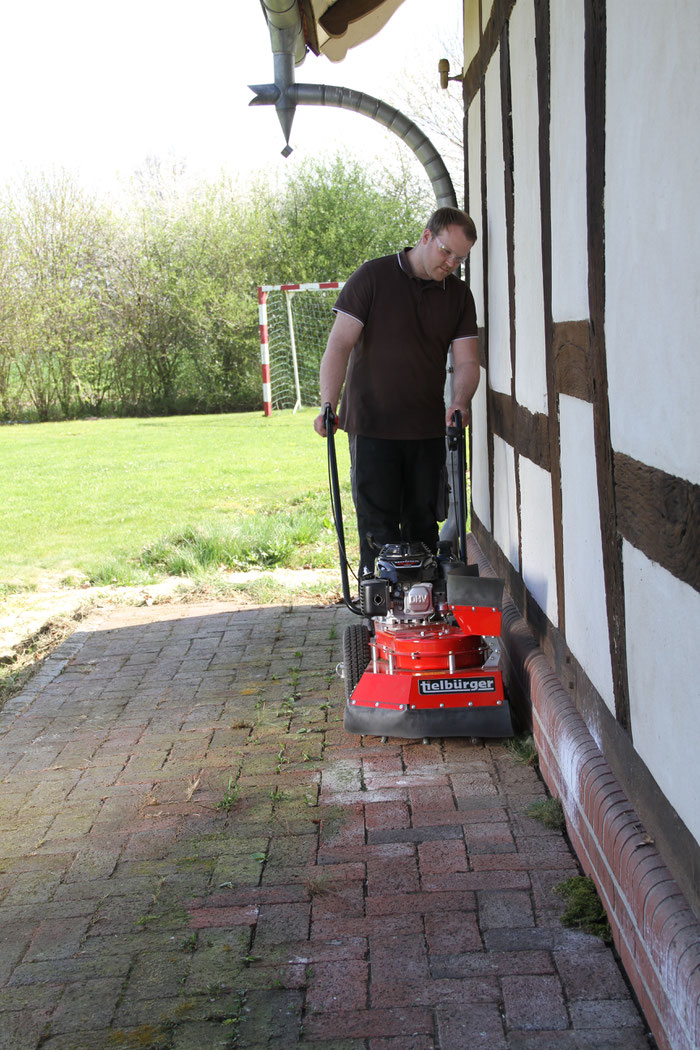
314;404;338;437
314;412;329;436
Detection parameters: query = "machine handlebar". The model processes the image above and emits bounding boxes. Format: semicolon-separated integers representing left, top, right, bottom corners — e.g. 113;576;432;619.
446;408;463;448
445;408;468;564
323;402;361;616
323;402;336;432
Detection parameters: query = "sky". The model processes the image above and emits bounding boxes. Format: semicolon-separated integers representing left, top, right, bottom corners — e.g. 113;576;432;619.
0;0;463;199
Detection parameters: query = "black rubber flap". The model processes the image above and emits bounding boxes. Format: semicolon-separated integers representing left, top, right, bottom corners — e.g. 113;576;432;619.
344;702;514;740
446;574;505;610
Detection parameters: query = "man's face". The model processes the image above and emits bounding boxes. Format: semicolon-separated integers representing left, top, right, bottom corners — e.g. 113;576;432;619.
422;224;474;280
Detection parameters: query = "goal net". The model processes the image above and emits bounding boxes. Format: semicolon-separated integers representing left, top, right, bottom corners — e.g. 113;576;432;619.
258;282;345;414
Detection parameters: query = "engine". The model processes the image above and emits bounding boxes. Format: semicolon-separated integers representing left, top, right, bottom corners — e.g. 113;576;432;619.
360;541;451;622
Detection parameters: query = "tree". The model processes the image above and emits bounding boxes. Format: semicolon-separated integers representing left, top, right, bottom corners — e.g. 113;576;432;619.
109;174;264;415
5;172;114;419
165;181;263;412
261;153;429;285
0;208;19;417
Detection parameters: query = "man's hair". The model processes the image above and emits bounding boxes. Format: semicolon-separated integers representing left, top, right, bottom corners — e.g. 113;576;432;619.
426;207;477;244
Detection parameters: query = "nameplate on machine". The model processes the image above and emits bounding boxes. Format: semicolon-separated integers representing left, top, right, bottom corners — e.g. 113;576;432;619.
417;676;496;695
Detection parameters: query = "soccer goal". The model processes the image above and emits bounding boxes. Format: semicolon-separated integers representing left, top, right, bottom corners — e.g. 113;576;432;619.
258;282;345;415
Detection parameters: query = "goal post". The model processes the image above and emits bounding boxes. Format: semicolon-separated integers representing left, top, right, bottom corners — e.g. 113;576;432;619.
258;282;345;415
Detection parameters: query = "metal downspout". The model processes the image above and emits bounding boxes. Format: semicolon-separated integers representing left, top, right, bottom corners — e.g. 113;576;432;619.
288;83;456;209
249;80;457;209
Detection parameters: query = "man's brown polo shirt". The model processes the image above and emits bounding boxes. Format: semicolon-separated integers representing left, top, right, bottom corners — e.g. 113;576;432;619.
335;248;477;441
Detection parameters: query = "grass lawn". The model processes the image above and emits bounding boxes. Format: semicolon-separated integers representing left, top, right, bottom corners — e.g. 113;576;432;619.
0;409;354;588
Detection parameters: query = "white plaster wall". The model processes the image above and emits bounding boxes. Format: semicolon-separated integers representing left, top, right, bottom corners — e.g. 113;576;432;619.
464;0;480;68
559;395;615;712
492;434;519;569
549;0;588;321
466;92;489;531
470;366;491;530
467;94;484;323
484;53;512;396
606;1;700;484
624;541;700;843
510;0;548;416
519;456;557;624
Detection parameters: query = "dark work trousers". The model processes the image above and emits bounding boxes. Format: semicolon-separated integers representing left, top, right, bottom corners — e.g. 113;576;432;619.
349;433;446;577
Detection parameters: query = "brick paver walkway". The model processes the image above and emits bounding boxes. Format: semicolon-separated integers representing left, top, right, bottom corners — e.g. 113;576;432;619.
0;599;654;1049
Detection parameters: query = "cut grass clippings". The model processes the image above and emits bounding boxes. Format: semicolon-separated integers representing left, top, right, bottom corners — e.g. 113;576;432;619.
0;611;89;711
174;574;342;607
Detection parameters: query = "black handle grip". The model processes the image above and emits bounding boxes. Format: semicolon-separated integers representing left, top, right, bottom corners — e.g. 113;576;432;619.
446;408;468;563
447;408;463;449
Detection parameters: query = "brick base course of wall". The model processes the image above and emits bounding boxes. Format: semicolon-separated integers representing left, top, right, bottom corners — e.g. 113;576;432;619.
468;536;700;1050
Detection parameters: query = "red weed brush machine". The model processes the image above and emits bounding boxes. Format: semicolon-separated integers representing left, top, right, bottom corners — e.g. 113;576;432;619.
324;404;514;742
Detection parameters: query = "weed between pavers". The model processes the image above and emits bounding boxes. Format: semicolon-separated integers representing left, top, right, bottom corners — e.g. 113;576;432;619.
221;989;247;1034
277;696;296;718
506;733;539;767
135;878;190;929
526;796;566;831
554;874;612;943
180;932;197;953
215;776;242;813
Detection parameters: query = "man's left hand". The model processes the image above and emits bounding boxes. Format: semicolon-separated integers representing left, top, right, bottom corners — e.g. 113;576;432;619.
446;404;471;428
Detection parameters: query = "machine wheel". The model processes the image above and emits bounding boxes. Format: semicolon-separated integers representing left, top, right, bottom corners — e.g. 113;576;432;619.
342;623;371;702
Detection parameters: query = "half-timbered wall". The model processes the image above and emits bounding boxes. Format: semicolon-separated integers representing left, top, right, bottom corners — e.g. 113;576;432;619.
462;2;699;1047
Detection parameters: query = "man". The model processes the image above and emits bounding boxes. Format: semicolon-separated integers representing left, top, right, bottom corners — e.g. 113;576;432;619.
314;207;480;577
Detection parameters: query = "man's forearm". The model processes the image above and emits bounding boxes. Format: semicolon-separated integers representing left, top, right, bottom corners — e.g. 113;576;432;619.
447;336;480;425
318;312;363;410
319;349;351;411
313;312;364;436
452;359;480;411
